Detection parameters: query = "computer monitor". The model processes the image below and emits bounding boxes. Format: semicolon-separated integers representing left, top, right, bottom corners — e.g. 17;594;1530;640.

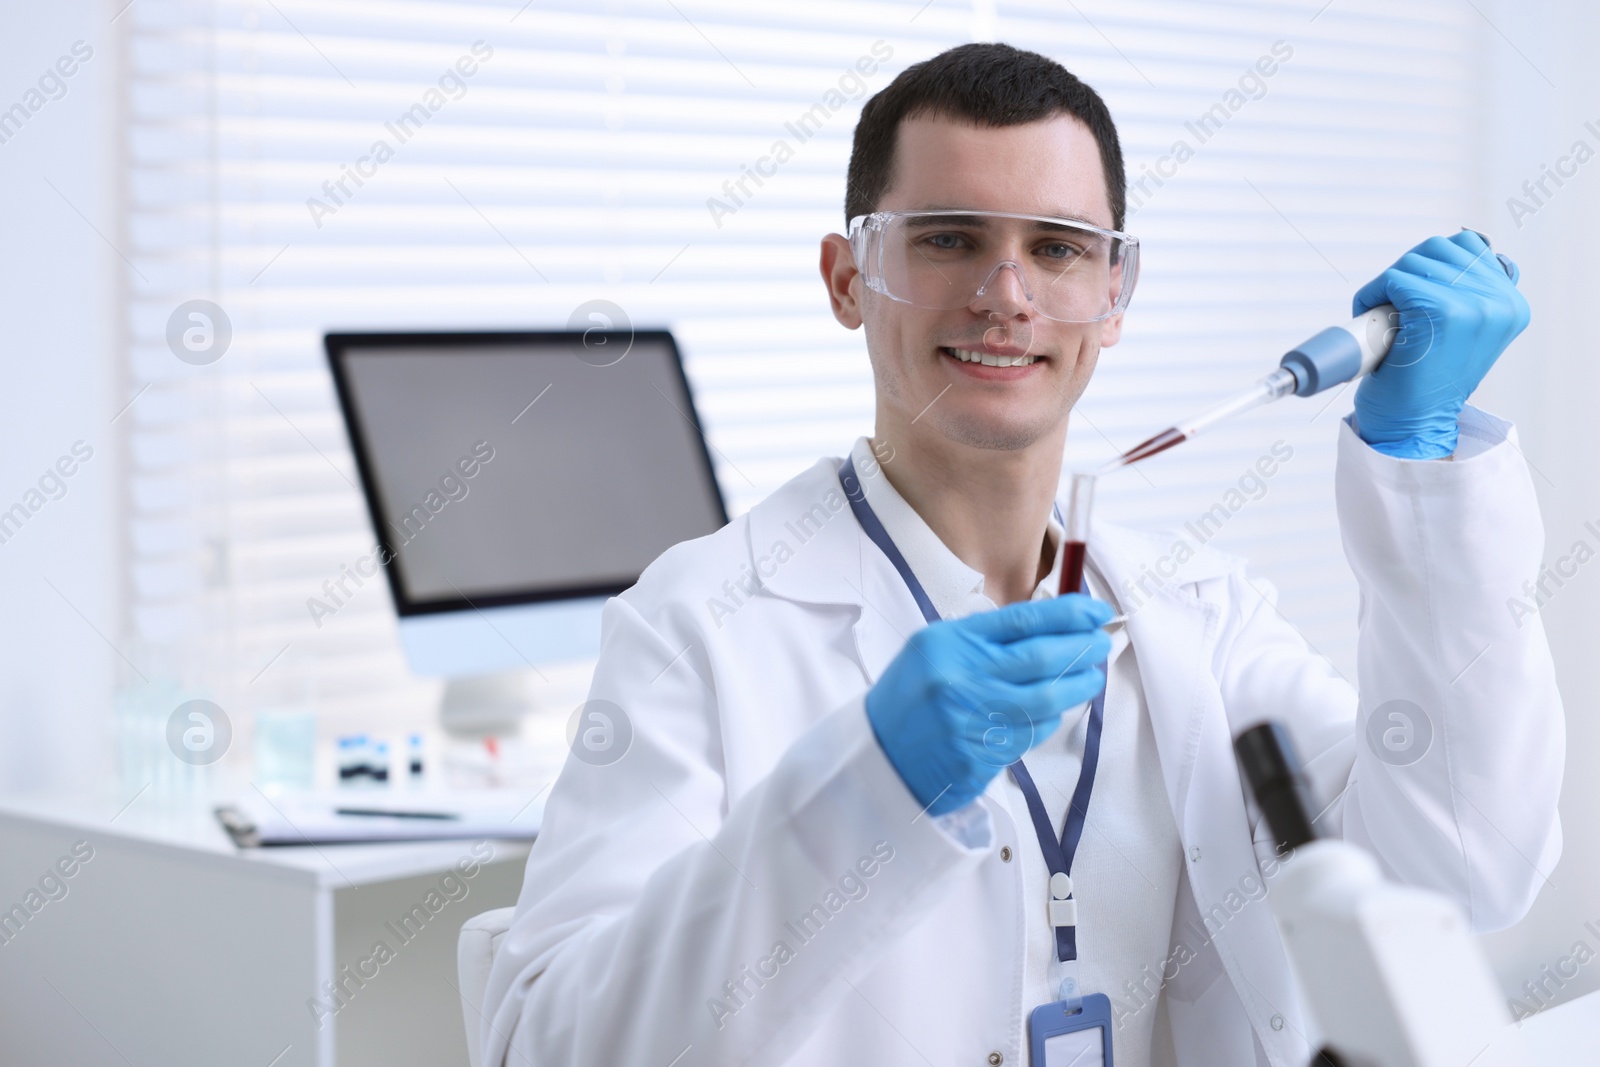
326;330;728;726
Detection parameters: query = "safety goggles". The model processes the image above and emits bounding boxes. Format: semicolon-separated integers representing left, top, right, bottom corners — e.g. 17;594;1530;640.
847;210;1140;324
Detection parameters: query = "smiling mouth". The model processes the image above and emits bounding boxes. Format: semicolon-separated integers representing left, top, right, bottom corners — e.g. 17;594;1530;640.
940;346;1044;367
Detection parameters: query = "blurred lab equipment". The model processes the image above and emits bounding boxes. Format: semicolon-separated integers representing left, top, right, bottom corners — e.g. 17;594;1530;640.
253;707;315;790
1235;722;1532;1067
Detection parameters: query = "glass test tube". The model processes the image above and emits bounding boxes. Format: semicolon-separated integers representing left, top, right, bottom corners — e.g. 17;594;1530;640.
1058;472;1096;596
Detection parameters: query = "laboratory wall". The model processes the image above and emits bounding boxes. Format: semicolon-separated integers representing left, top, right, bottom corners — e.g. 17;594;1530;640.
1472;0;1600;1013
0;1;118;796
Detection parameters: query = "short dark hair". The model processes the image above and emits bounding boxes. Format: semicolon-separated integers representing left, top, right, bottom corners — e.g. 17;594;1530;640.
845;42;1127;231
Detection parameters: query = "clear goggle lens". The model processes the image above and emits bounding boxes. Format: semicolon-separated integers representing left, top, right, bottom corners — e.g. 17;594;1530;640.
849;210;1139;324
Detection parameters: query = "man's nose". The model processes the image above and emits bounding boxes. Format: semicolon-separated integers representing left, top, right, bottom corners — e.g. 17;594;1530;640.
970;260;1034;319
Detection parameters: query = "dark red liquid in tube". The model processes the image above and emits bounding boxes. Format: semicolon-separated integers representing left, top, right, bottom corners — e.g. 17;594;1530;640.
1116;426;1188;468
1059;540;1088;596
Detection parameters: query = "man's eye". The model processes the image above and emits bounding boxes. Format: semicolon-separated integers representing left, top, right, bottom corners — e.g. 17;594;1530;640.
1039;242;1086;260
923;233;968;251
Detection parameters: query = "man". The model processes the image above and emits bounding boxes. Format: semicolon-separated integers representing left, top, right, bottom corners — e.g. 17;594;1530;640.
482;43;1561;1067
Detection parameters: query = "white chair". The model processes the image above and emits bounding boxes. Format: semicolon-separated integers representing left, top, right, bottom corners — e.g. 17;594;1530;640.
457;906;517;1067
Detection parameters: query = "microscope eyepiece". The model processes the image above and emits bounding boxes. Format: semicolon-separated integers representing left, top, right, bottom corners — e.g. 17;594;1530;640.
1234;721;1319;855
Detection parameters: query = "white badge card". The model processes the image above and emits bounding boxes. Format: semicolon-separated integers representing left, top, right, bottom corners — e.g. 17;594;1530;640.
1029;991;1113;1067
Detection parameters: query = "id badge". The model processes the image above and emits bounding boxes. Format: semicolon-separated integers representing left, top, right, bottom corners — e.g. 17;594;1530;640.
1028;992;1113;1067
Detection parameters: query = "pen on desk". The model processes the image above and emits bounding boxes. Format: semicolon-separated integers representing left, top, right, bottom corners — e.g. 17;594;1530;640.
335;807;460;820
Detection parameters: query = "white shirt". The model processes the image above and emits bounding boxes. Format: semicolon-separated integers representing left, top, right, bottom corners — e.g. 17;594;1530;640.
847;436;1183;1066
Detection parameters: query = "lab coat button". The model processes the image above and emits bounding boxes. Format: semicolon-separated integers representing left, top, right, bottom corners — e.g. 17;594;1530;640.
1270;1014;1285;1031
1189;846;1201;861
999;846;1012;862
988;1053;1003;1065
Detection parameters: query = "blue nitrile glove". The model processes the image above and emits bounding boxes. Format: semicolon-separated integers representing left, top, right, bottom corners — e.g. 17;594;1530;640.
1351;229;1530;459
865;594;1113;817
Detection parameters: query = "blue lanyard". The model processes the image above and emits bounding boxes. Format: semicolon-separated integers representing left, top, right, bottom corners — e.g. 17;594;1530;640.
840;456;1103;965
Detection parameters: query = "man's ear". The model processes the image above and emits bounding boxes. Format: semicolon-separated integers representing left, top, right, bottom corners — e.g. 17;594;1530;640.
1098;310;1124;348
819;232;863;329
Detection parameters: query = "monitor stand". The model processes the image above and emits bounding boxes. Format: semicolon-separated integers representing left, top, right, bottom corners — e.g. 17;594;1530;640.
438;671;539;737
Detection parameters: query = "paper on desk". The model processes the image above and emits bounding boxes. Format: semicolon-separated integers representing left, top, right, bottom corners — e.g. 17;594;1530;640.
216;789;545;847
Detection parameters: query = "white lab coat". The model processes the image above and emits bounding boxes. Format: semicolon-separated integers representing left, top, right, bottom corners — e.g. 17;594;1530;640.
482;407;1563;1067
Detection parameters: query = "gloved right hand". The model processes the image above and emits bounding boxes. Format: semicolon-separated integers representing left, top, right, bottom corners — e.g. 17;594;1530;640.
865;594;1113;816
1351;229;1530;459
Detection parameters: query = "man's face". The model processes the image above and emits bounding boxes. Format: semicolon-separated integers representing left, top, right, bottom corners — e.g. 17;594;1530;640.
821;113;1124;452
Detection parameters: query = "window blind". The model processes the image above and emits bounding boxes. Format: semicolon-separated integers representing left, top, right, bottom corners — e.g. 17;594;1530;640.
121;0;1477;731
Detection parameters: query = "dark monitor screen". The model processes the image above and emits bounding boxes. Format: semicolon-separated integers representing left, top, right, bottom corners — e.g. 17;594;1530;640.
326;330;728;616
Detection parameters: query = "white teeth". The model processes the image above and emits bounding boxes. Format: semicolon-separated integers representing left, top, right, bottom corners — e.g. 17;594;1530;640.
947;348;1036;367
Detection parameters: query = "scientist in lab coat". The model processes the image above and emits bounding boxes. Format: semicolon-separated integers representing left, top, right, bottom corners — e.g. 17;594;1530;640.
481;42;1562;1067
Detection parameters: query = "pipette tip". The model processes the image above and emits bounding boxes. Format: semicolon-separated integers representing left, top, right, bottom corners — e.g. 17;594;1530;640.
1098;426;1190;474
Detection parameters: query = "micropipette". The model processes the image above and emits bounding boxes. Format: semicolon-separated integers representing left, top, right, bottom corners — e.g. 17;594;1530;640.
1102;304;1397;471
1101;234;1518;473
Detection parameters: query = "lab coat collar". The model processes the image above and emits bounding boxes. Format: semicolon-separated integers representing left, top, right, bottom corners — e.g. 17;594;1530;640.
844;436;988;617
743;452;1244;748
844;436;1080;619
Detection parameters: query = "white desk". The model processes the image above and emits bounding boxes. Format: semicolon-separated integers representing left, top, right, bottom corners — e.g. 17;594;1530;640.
5;790;1595;1066
0;792;533;1067
1518;985;1600;1062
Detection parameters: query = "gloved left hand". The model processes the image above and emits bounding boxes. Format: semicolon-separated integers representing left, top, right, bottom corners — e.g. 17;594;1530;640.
1351;229;1530;459
864;594;1112;817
